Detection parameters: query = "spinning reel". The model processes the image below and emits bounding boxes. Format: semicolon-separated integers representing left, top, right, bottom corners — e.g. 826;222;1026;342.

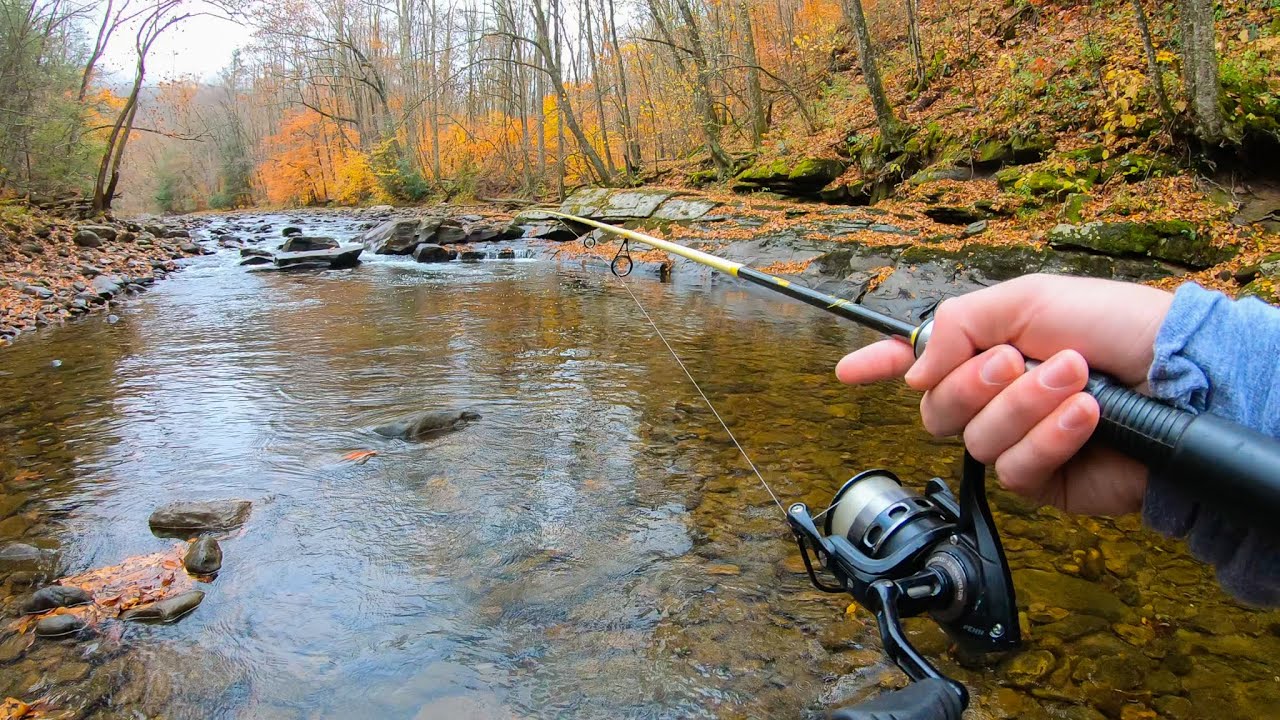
788;453;1019;720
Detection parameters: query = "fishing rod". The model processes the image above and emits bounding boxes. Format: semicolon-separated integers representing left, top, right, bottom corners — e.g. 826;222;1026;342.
546;210;1280;720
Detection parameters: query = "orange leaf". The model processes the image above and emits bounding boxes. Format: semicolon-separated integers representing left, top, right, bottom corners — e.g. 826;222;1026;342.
342;450;378;464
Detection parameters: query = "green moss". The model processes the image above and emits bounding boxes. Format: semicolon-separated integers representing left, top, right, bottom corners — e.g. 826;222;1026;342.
787;157;845;182
1103;153;1180;183
1061;193;1089;223
735;158;792;182
688;169;719;186
1047;221;1236;268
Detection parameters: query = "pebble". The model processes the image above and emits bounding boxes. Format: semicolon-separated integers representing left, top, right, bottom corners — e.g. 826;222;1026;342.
107;314;119;324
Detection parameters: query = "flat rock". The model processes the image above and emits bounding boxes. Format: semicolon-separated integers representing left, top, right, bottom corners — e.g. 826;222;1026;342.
279;235;338;252
149;499;252;537
90;275;120;298
183;537;223;575
121;590;204;623
273;245;362;269
0;543;47;569
374;410;481;441
652;197;717;221
23;585;92;614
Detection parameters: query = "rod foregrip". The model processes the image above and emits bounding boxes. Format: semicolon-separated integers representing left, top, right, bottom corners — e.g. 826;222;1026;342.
1090;374;1280;525
913;320;1280;526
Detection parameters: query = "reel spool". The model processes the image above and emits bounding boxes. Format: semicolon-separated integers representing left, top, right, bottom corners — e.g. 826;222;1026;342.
787;454;1020;720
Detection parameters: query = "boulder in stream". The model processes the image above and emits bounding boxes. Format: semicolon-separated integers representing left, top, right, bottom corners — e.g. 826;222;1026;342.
23;585;92;614
374;410;481;441
280;235;338;252
460;251;485;262
149;500;252;537
361;218;429;255
121;590;204;623
272;245;363;270
413;243;455;263
183;537;223;575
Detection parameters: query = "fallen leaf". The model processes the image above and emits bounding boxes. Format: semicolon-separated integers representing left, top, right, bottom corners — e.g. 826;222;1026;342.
342;449;378;464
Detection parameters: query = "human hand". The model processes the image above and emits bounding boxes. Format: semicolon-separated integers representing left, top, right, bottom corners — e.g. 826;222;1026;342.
835;274;1175;515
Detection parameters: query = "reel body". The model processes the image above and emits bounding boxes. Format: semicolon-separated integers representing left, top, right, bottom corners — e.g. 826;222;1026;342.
787;453;1019;719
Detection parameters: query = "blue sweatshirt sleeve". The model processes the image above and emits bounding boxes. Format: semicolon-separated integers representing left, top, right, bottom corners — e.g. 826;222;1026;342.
1144;282;1280;606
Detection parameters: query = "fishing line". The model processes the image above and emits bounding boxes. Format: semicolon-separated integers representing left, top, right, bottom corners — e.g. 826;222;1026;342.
612;273;787;517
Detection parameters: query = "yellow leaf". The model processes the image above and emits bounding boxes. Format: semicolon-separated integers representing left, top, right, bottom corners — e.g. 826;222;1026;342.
1156;50;1175;64
1121;113;1138;128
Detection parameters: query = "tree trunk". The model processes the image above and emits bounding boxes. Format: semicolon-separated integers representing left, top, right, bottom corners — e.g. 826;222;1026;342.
1177;0;1225;144
905;0;926;90
531;0;612;184
1130;0;1174;127
842;0;903;146
605;0;642;176
735;0;767;145
662;0;734;176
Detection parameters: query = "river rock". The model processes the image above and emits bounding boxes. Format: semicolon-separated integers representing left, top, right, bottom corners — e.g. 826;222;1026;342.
463;227;501;244
561;187;676;219
183;537;222;575
497;248;516;259
73;230;102;248
361;218;429;255
121;590;204;623
22;585;92;614
412;244;455;263
279;235;338;252
21;285;52;299
149;499;252;536
88;274;120;297
0;542;47;569
35;614;86;638
281;226;302;237
273;245;362;270
460;251;485;262
1013;568;1130;621
78;224;118;241
240;255;272;266
374;410;481;441
1003;649;1055;686
434;221;468;245
240;247;272;258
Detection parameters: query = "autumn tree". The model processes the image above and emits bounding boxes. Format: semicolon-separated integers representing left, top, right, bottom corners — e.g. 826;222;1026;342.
840;0;903;146
1176;0;1226;145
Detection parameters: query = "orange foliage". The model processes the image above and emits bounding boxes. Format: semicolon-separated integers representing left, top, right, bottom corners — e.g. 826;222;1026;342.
259;109;383;206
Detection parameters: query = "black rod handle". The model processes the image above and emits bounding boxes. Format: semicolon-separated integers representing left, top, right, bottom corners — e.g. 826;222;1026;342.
829;678;965;720
912;321;1280;527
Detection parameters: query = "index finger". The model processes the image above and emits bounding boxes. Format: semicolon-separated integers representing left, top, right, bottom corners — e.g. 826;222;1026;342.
835;338;915;384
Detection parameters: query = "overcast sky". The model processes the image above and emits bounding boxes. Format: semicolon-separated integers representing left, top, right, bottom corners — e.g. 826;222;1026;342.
99;11;252;83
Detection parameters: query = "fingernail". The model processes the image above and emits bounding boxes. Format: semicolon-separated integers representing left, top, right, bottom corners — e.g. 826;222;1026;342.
1039;355;1081;390
980;351;1021;385
1059;398;1092;431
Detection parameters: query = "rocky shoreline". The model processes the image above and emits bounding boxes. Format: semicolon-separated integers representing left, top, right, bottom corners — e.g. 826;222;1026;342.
0;210;211;346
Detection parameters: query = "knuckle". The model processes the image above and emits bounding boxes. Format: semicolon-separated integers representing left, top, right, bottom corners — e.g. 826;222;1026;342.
962;425;1000;464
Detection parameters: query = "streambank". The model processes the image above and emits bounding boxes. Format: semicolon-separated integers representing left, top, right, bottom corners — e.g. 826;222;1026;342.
0;209;213;347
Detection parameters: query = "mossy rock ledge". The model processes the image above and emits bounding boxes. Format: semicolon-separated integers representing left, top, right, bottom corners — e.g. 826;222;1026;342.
1047;221;1236;269
732;157;846;197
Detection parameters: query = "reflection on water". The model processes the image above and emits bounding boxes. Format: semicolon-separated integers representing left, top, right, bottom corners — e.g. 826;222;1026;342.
0;213;1277;720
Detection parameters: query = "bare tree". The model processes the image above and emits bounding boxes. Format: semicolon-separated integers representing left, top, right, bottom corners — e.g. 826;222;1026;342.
1130;0;1174;127
841;0;903;146
93;0;194;213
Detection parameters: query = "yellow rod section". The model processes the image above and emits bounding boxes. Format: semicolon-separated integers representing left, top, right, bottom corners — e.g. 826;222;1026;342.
542;210;743;277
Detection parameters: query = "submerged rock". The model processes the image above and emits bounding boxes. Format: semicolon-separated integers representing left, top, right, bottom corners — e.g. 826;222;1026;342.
374;410;481;441
183;537;223;575
0;543;47;570
149;499;252;537
23;585;92;614
121;590;204;623
36;614;87;638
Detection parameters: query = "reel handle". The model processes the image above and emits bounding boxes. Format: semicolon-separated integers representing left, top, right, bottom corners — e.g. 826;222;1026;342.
912;320;1280;527
829;678;965;720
